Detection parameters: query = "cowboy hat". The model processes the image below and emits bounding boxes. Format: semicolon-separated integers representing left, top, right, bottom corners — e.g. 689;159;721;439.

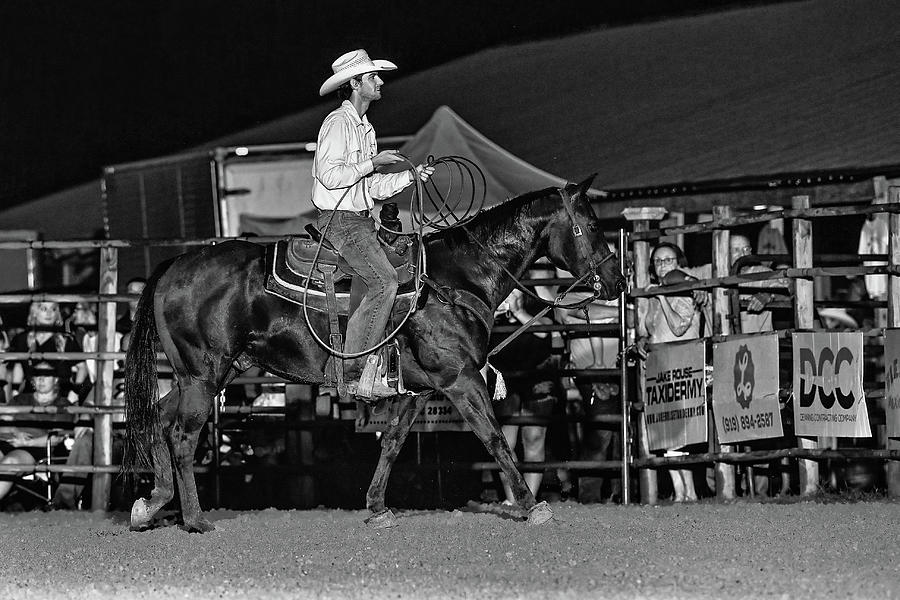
319;49;397;96
817;307;858;329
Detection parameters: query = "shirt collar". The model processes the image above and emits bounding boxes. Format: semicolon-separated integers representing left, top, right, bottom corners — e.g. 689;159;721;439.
340;100;370;128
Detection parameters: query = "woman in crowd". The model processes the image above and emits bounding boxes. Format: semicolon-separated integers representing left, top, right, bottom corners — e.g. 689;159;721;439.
0;363;75;504
638;242;702;502
487;263;561;505
8;301;88;403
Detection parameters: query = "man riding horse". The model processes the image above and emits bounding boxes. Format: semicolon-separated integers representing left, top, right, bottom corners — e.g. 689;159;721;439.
123;51;626;533
313;49;434;401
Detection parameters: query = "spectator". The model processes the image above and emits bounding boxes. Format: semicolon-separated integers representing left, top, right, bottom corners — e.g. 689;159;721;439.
0;363;75;504
116;277;147;335
637;242;702;502
488;266;561;505
555;250;623;503
727;234;792;335
8;301;88;403
1;316;10;402
727;234;793;497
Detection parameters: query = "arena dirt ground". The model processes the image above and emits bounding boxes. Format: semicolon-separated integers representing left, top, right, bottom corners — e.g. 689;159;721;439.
1;498;898;600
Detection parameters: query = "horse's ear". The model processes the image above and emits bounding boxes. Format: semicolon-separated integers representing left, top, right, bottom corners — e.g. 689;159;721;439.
577;173;597;192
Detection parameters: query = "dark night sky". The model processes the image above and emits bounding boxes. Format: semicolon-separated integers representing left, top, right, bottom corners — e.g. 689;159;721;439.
0;0;787;211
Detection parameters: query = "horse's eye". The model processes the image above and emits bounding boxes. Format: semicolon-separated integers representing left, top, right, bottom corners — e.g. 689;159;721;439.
587;222;599;231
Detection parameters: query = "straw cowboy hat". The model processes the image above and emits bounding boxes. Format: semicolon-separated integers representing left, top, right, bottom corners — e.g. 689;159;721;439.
319;49;397;96
817;307;859;329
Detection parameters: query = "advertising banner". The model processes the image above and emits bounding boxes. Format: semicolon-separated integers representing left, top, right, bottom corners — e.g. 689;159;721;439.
356;395;468;433
884;329;900;439
792;332;871;437
712;334;784;443
643;339;708;451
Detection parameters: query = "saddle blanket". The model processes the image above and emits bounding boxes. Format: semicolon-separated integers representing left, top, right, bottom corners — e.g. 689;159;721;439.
264;240;417;315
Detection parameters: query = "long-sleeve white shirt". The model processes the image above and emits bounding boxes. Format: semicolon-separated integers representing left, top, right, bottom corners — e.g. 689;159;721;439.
311;101;412;212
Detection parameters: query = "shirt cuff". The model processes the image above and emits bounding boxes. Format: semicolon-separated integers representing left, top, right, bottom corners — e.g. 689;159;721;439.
358;159;374;176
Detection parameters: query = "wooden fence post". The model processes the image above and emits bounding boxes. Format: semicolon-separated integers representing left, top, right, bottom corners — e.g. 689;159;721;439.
623;207;666;505
791;194;819;496
712;205;736;499
886;183;900;497
91;246;118;511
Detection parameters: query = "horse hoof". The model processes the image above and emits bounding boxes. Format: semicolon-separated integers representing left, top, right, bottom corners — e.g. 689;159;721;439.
526;501;553;526
365;508;398;529
180;517;215;533
130;498;154;531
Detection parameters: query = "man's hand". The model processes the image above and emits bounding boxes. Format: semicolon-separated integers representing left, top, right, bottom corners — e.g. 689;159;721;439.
372;150;405;169
415;163;435;182
693;289;709;307
747;292;773;313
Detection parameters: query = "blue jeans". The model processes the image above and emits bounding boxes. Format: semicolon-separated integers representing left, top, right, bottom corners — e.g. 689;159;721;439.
317;210;398;378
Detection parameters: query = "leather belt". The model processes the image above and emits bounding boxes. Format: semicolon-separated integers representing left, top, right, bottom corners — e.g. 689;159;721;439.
316;208;370;217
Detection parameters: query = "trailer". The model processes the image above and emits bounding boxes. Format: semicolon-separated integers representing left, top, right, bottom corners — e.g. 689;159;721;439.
102;139;409;283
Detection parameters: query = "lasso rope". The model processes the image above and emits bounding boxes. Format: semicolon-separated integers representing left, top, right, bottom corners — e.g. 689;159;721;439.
301;153;485;357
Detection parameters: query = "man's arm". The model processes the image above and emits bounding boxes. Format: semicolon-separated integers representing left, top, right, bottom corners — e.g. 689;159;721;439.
314;116;373;190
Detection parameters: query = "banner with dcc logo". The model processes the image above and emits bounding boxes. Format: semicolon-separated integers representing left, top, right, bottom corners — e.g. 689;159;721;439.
792;332;871;437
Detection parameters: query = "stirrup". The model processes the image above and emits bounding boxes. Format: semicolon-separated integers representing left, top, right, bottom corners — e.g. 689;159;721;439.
355;354;381;398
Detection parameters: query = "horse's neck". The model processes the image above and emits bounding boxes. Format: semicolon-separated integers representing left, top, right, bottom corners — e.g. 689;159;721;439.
454;201;553;308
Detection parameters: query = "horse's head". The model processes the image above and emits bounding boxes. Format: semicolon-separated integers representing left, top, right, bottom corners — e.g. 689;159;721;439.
545;174;627;300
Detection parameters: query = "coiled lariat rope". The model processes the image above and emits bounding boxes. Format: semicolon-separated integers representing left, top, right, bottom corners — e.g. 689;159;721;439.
302;154;486;357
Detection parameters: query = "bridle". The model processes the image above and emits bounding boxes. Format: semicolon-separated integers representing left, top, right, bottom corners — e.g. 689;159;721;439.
461;185;617;311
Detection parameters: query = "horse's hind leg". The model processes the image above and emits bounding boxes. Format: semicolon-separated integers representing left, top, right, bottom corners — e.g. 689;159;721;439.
364;393;430;528
131;387;179;530
444;370;553;525
170;381;216;533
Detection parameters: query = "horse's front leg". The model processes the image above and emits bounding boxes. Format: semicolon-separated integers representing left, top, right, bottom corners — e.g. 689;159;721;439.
363;393;430;528
444;369;552;525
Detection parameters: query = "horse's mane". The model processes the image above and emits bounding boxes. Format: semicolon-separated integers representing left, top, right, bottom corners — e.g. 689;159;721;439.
424;186;559;250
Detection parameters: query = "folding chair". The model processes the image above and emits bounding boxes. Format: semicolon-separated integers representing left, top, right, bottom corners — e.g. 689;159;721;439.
4;429;69;509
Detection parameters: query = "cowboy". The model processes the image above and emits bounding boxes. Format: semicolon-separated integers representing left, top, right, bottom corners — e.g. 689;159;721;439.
313;49;433;400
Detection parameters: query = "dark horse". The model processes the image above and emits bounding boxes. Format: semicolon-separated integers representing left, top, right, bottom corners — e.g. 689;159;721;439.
124;174;625;531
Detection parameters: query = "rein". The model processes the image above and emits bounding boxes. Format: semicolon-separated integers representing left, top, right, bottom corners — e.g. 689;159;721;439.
458;185;616;312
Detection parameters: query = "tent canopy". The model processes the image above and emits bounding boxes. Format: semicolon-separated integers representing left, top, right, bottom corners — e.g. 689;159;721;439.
239;105;572;235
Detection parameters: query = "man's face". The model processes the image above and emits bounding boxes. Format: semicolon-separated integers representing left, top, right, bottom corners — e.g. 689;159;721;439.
729;236;752;266
32;374;57;395
355;72;383;101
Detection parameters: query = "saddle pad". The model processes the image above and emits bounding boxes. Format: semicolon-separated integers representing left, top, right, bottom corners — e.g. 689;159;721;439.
272;239;353;294
265;242;417;315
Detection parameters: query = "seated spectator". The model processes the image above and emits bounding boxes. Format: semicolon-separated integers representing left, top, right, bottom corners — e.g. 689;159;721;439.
54;304;127;508
637;242;702;502
0;363;75;504
8;301;89;403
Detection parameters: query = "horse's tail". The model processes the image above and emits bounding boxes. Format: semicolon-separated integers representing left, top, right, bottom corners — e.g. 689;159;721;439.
122;258;176;475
